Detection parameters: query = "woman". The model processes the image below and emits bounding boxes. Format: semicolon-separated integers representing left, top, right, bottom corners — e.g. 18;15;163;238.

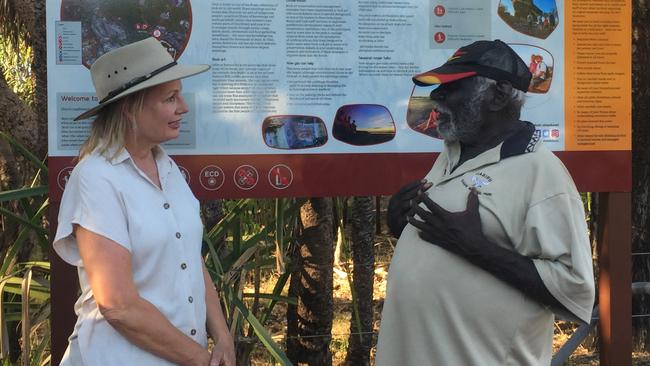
54;38;235;366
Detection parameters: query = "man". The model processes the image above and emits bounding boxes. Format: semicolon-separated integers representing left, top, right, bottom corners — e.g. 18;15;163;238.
376;40;595;365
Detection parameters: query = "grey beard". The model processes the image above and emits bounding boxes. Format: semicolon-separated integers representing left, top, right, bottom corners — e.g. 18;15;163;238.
436;92;487;143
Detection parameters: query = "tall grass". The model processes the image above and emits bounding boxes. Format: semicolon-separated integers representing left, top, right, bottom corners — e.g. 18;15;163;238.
0;132;50;366
203;198;305;365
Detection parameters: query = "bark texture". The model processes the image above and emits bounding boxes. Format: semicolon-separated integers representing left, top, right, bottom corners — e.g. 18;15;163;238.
287;198;334;366
343;196;376;366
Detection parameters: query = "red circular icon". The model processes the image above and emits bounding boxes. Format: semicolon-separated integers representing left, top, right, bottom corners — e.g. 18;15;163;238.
434;32;446;44
199;165;225;191
268;164;293;190
57;166;75;190
434;5;445;16
233;165;259;190
178;166;190;184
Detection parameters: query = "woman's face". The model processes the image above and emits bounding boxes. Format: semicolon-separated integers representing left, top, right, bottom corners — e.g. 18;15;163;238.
133;79;188;146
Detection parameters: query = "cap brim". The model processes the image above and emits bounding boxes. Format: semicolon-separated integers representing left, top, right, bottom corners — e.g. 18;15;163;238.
412;65;477;87
74;64;210;121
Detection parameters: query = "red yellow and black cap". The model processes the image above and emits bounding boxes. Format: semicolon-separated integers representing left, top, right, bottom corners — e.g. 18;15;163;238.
412;40;532;92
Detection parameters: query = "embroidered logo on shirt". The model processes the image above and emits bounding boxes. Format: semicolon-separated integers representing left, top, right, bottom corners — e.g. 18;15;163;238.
461;172;493;194
470;172;492;188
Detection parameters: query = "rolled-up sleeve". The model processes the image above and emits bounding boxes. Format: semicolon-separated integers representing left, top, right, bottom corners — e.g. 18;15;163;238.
524;193;596;324
54;162;132;266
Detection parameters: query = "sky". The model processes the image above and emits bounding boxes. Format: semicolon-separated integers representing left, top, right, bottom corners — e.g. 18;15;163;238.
533;0;558;13
345;105;394;130
500;0;557;14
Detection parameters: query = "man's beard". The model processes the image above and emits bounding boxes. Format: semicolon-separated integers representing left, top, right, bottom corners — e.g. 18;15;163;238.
435;91;487;143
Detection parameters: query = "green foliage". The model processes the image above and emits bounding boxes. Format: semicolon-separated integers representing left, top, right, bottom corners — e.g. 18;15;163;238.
0;133;50;365
203;198;306;365
0;35;35;106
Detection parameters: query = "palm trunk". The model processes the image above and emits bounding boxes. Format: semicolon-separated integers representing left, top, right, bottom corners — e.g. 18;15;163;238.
343;196;375;366
287;198;334;365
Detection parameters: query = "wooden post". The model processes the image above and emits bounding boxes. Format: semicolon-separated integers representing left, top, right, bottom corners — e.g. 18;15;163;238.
50;204;79;365
597;192;632;365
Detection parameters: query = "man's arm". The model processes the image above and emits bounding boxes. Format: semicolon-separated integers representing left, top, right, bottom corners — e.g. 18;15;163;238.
408;189;579;321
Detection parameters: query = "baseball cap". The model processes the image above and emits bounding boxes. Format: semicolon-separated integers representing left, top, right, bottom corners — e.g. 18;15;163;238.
412;40;532;92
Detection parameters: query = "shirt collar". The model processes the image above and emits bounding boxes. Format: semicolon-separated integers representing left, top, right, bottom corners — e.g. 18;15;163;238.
441;121;542;178
106;146;131;165
499;121;541;159
104;145;173;183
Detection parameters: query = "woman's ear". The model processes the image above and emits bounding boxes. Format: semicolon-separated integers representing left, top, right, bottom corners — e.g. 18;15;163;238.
488;81;513;112
121;101;135;123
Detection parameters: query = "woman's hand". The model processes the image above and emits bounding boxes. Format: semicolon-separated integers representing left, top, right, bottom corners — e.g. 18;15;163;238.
209;335;236;366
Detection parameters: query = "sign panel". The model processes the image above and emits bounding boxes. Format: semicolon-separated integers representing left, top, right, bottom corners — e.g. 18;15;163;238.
47;0;631;200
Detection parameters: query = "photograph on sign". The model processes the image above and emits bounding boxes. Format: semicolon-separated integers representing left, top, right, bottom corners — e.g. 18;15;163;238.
332;105;396;146
262;115;328;150
497;0;559;40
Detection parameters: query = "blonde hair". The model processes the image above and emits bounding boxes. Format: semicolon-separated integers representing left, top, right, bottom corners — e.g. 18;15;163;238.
78;90;147;161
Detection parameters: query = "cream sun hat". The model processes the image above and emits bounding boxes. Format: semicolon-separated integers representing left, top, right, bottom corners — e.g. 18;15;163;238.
74;37;210;121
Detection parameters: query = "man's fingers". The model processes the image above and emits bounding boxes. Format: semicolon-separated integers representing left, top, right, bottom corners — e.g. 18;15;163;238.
407;213;441;235
396;179;429;200
417;191;449;217
466;188;479;212
412;205;436;224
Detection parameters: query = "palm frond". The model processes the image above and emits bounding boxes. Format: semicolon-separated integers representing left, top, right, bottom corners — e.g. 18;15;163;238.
0;0;33;49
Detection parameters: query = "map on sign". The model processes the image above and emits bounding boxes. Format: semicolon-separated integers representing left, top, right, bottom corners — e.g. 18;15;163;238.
60;0;192;67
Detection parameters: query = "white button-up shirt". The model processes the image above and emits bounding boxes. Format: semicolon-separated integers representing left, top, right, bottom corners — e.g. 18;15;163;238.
54;147;207;365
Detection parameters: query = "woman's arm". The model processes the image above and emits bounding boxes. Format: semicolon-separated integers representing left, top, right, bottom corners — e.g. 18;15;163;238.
202;264;236;366
75;226;211;366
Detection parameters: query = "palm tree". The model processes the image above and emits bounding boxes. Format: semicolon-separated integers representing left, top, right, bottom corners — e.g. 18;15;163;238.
287;198;335;365
343;196;375;366
0;0;43;159
0;1;47;362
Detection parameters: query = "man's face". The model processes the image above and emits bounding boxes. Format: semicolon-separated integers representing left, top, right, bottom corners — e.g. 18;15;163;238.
429;77;491;143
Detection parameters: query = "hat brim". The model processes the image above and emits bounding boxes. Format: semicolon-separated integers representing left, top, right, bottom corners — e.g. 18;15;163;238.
412;65;477;87
74;64;210;121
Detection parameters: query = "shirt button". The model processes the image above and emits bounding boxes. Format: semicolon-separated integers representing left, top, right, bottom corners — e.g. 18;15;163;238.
188;296;194;303
163;203;170;209
175;232;181;239
190;329;197;336
181;263;187;270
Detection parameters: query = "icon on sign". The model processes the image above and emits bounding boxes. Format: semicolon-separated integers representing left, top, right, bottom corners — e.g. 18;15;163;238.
434;32;446;44
178;166;190;184
550;129;560;139
542;129;550;138
57;166;75;190
268;164;293;190
434;5;445;16
234;165;259;190
199;165;225;191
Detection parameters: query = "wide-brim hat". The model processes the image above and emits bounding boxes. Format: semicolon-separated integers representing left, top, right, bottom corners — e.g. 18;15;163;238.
74;37;210;121
412;40;532;92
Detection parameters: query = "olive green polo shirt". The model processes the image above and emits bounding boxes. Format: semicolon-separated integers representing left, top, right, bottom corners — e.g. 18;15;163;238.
376;123;595;366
